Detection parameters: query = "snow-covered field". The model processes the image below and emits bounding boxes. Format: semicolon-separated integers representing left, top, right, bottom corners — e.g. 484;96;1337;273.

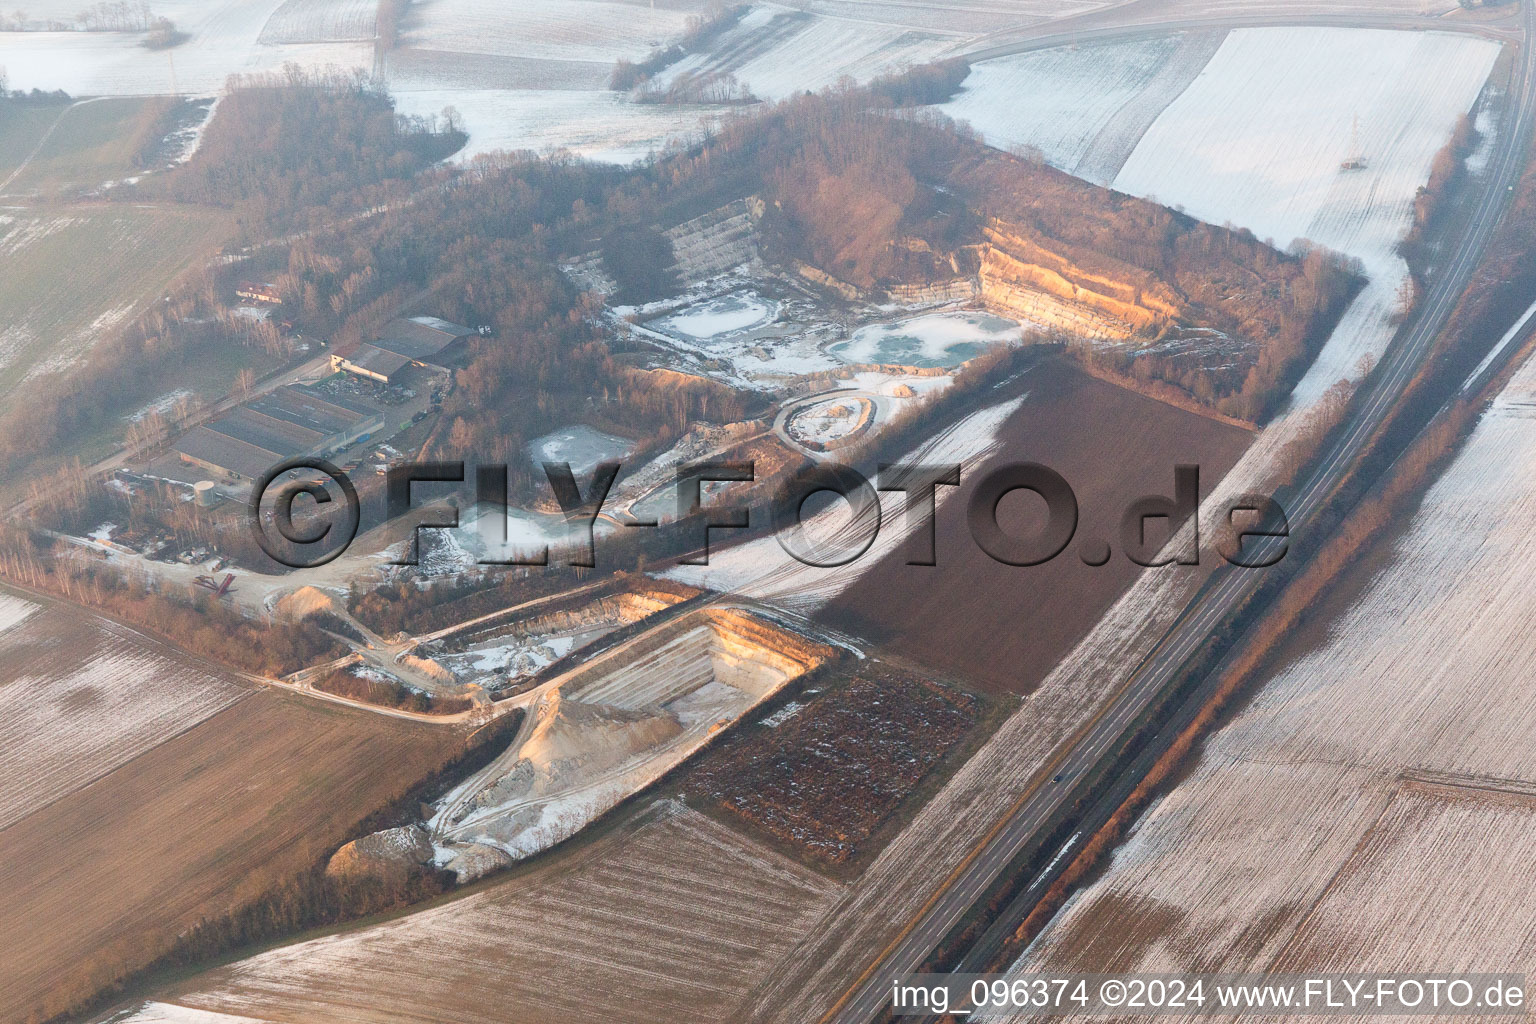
0;592;37;634
652;5;953;103
0;1;373;95
106;1005;266;1024
390;88;721;164
1006;351;1536;995
405;0;697;64
831;310;1020;368
0;604;247;828
133;805;839;1024
1114;27;1499;405
940;33;1223;186
257;0;378;44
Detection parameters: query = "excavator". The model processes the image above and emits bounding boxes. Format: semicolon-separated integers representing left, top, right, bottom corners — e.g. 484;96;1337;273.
192;572;236;599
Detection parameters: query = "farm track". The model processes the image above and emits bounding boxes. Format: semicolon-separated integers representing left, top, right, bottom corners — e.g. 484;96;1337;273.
801;3;1536;1020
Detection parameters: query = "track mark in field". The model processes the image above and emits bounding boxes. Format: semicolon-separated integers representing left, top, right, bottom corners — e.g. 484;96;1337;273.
0;98;106;197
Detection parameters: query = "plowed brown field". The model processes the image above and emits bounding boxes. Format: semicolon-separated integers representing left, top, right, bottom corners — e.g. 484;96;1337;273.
820;359;1253;694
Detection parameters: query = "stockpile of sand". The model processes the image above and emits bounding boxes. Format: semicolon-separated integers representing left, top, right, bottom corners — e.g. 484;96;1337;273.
273;586;338;622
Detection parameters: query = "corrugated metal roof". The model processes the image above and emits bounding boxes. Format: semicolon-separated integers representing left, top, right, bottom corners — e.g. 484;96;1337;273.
175;426;280;481
250;385;376;433
373;316;474;360
173;384;381;479
342;343;413;378
216;407;327;455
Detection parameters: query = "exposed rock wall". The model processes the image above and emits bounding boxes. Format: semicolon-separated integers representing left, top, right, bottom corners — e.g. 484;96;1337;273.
977;220;1185;340
665;198;759;284
794;261;861;300
887;279;977;304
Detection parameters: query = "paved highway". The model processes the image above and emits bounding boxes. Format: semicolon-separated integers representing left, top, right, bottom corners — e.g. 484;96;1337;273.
821;4;1536;1021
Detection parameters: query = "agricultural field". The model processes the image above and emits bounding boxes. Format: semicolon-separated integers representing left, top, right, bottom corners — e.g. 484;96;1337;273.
389;87;722;164
377;0;1136;165
650;7;953;102
0;592;465;1023
0;589;37;630
939;33;1223;186
0;96;166;196
257;0;379;44
0;593;246;828
0;97;75;184
1151;0;1462;18
127;804;842;1024
0;203;234;394
820;358;1252;695
1112;27;1500;404
404;0;698;63
1005;352;1536;1000
0;1;374;95
790;0;1111;33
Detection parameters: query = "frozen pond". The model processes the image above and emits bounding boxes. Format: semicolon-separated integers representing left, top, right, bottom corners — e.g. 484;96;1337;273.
528;425;636;477
651;291;776;340
831;311;1020;368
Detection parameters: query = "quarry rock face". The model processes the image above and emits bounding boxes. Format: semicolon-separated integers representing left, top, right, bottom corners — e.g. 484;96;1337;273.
326;824;435;884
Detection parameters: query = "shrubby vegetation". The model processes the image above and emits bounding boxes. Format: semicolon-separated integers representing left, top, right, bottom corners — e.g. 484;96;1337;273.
0;524;342;676
139;67;465;230
609;2;748;93
1399;113;1480;275
601;224;679;302
315;668;472;715
140;16;184;49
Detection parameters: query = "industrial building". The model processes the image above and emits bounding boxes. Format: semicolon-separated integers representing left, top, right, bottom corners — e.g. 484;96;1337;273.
235;281;282;304
329;315;476;384
174;383;383;483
